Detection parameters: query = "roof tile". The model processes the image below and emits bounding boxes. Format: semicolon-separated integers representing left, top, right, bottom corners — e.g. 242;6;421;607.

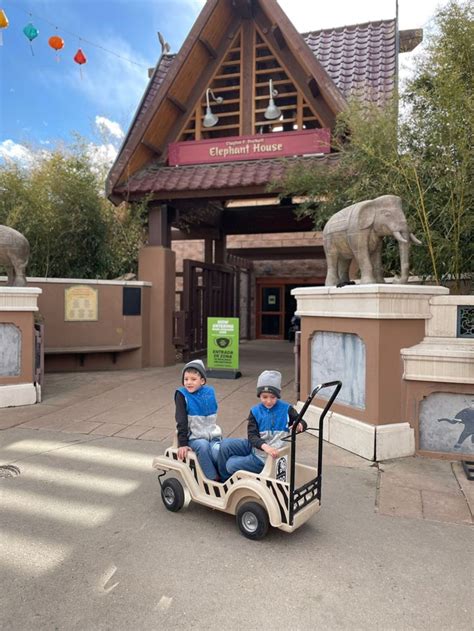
117;155;339;196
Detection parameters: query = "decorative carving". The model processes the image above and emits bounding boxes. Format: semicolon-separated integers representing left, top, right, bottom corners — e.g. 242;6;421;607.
322;195;421;286
458;306;474;338
0;225;30;287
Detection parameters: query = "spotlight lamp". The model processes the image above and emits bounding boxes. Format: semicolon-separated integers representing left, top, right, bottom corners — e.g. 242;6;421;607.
264;79;282;120
203;88;224;128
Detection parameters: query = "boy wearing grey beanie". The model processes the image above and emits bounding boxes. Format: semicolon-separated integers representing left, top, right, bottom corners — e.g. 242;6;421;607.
175;359;225;480
218;370;306;476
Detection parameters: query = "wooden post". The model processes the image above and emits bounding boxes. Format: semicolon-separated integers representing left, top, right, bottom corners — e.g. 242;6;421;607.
214;234;227;264
148;204;171;247
138;246;176;367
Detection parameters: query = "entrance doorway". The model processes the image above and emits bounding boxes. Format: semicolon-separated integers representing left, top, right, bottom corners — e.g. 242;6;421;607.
256;278;323;340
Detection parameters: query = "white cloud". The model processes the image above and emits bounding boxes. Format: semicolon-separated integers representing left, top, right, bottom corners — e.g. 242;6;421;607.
0;140;35;167
95;116;125;140
86;142;118;173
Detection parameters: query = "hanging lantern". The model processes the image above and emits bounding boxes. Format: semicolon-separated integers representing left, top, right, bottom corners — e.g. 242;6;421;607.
23;22;39;56
48;34;64;61
0;9;9;46
73;48;87;79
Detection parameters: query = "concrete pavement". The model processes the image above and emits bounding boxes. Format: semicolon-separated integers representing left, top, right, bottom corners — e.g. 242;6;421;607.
0;340;473;630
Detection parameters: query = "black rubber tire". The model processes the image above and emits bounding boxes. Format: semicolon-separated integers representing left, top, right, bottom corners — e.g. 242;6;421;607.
236;501;269;540
161;478;185;512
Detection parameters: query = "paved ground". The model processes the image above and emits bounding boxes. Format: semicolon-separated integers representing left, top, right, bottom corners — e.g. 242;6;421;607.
0;340;473;630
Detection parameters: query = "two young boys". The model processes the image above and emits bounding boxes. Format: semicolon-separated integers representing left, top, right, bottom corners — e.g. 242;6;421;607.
176;362;305;480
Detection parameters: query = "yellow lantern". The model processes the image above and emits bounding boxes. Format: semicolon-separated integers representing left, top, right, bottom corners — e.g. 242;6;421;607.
0;9;9;46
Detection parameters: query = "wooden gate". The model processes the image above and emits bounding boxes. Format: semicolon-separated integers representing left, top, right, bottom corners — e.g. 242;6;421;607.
174;260;238;361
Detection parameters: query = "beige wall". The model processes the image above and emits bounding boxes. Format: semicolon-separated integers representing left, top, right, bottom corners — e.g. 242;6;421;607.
300;316;425;426
7;279;153;372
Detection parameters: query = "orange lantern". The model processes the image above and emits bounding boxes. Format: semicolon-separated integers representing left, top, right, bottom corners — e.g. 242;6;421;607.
0;9;9;46
48;34;64;60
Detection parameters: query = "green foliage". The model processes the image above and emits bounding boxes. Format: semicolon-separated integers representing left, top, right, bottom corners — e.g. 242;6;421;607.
0;142;145;279
277;0;473;290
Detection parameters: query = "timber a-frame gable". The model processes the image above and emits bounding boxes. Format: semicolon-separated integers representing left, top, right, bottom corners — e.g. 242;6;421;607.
106;0;345;200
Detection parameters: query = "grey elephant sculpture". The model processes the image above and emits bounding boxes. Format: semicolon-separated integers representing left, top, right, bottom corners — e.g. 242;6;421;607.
0;225;30;287
322;195;421;286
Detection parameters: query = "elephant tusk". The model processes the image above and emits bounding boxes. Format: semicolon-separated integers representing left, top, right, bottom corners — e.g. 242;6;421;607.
410;233;422;245
393;231;408;244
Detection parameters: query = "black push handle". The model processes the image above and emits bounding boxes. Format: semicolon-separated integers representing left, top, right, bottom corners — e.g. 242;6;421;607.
291;380;342;437
288;380;342;525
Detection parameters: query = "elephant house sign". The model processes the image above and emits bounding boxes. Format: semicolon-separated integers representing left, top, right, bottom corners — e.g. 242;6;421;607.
168;129;330;166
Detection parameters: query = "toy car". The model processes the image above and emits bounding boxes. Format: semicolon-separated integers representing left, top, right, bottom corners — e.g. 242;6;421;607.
152;381;342;540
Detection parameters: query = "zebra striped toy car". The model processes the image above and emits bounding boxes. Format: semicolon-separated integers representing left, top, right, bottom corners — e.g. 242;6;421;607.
152;381;342;540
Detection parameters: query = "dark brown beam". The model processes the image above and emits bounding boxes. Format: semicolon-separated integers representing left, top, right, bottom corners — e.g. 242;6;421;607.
227;245;325;260
167;95;187;113
271;24;286;49
148;204;171;247
141;140;163;157
232;0;254;19
198;37;218;59
171;228;220;240
222;208;314;234
214;234;227;264
241;20;255;135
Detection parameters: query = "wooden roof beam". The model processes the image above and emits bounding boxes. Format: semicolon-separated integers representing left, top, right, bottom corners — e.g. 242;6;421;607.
141;140;163;157
232;0;254;19
199;37;218;59
167;95;187;114
271;24;287;50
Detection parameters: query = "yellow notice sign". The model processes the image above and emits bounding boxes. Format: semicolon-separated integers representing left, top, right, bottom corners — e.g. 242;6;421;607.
65;285;98;321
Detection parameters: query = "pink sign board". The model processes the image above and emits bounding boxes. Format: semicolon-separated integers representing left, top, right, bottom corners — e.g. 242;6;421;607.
168;128;330;166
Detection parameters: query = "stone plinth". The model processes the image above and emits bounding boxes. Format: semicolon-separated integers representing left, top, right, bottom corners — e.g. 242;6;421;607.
293;284;449;461
401;295;474;459
0;287;42;408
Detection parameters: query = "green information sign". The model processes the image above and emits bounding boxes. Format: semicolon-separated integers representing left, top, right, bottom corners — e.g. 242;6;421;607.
207;317;239;371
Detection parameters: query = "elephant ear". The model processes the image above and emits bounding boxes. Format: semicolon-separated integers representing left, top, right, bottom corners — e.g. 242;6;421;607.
354;200;376;231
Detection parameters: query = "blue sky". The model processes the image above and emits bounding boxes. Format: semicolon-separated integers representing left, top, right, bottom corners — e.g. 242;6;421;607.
0;0;448;166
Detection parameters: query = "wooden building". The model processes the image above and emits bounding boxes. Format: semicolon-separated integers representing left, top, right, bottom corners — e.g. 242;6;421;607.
106;0;422;364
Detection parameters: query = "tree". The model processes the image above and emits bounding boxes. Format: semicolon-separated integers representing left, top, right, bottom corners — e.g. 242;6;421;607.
0;141;145;279
277;0;473;291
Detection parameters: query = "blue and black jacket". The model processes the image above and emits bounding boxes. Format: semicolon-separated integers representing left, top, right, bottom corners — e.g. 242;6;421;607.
248;399;306;461
175;385;221;447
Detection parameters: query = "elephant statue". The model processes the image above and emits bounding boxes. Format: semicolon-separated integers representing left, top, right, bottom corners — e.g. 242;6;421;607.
0;225;30;287
322;195;421;286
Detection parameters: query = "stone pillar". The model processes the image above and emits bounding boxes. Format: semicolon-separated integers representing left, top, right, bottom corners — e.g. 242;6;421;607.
0;287;42;408
401;295;474;459
138;246;176;367
293;284;449;460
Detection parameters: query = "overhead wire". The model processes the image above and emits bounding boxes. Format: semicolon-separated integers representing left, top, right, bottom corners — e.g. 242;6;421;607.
9;4;150;69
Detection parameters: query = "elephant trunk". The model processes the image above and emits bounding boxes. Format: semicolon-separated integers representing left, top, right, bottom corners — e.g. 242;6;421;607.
398;234;410;284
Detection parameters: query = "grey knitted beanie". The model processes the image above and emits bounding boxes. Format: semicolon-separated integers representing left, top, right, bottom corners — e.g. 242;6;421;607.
182;359;207;383
256;370;282;398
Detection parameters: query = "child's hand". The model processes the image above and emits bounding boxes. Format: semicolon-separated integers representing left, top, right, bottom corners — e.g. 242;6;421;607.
178;446;192;460
296;422;305;433
262;444;279;459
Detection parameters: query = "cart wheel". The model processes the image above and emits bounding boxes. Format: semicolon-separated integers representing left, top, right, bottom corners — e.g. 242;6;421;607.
236;501;269;540
161;478;185;512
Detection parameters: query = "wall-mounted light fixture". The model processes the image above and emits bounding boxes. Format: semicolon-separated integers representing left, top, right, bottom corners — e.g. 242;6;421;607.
203;88;224;128
264;79;281;120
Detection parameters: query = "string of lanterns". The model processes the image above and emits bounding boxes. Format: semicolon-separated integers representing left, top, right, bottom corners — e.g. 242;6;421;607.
0;6;148;72
0;8;87;74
